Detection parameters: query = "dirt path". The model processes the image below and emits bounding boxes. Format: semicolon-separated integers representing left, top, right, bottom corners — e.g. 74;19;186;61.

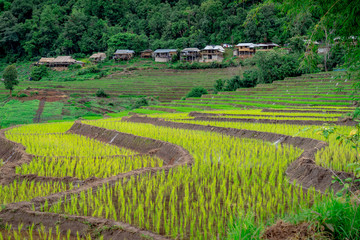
33;99;46;123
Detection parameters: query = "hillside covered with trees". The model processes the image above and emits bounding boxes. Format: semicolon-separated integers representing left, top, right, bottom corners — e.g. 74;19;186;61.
0;0;330;61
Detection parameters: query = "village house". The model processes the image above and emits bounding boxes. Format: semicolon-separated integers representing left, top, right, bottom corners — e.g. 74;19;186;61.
256;43;279;52
35;56;84;70
140;49;153;58
113;50;135;61
89;53;106;62
180;48;200;62
200;45;225;63
153;49;177;62
36;58;55;66
233;43;257;58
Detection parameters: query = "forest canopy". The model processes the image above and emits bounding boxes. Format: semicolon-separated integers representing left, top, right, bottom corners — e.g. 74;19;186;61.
0;0;359;68
0;0;316;61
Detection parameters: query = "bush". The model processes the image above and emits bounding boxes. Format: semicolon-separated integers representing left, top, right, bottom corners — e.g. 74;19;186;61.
253;50;302;84
186;87;208;98
18;93;28;98
30;65;48;81
132;97;149;109
96;88;108;98
214;71;257;93
78;65;100;75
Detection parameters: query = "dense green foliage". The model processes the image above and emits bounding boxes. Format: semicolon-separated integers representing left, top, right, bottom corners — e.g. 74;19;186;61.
30;65;48;81
186;86;208;98
2;64;18;94
95;88;108;98
0;0;323;61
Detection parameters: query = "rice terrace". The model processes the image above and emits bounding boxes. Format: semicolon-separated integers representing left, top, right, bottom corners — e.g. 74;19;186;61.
0;0;360;239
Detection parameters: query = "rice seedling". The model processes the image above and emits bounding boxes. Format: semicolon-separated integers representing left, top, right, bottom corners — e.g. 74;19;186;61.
42;121;328;239
16;155;163;179
0;223;95;240
0;180;73;205
5;133;135;157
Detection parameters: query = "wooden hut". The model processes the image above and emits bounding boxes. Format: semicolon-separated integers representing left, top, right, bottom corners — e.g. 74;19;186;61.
153;49;177;62
36;58;55;66
233;43;257;58
256;43;279;52
89;53;106;62
113;50;135;61
200;45;225;63
180;48;200;62
141;49;153;58
51;56;84;70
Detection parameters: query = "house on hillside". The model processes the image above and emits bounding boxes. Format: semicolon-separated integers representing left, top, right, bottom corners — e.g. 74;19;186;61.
89;53;106;62
37;56;84;70
180;48;200;62
153;49;177;62
233;43;257;58
140;49;153;58
113;50;135;61
36;58;55;66
256;43;279;52
200;45;225;62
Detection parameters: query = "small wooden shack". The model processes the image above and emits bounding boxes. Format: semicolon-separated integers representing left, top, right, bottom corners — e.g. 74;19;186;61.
256;43;279;52
141;49;153;58
113;50;135;61
200;45;225;63
233;43;257;58
181;48;200;62
90;53;106;62
153;49;177;62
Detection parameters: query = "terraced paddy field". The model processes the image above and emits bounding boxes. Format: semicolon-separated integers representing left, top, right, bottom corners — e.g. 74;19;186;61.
0;67;243;102
146;72;358;111
0;71;359;239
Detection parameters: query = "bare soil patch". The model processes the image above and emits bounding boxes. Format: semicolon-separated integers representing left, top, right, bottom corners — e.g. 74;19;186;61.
262;220;326;240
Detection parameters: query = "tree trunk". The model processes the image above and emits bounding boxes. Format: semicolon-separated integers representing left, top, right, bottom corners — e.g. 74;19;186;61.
9;89;12;97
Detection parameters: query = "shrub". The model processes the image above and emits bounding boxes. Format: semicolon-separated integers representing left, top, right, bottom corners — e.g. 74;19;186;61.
132;97;149;109
78;65;100;75
96;89;108;98
186;87;208;98
68;64;82;70
18;93;28;98
30;65;48;81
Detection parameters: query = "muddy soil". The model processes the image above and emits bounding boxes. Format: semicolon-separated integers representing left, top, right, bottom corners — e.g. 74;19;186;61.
16;88;69;102
262;220;326;240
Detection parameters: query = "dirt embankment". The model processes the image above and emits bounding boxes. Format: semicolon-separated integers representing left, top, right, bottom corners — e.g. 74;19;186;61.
188;115;357;126
124;115;359;193
188;111;336;119
0;122;193;239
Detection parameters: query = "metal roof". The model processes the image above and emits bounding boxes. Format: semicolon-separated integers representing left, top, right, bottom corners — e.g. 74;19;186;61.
114;50;135;54
181;48;200;52
202;45;225;52
154;49;177;53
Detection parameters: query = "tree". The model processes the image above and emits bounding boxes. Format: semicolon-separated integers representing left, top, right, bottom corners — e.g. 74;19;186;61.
2;65;19;96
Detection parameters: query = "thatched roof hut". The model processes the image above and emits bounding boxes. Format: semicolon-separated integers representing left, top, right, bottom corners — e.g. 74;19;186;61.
141;49;153;58
90;53;106;62
37;58;56;66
